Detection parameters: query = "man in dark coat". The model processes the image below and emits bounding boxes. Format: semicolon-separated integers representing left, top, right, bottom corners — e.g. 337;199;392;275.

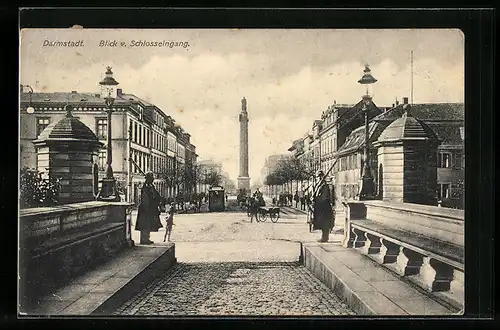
135;172;163;245
312;170;333;243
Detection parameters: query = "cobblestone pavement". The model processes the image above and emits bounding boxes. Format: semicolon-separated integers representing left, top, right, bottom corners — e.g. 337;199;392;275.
114;261;356;316
119;198;354;315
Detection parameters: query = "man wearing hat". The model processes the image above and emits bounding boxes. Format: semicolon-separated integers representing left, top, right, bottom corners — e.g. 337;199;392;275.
135;172;163;244
312;170;334;243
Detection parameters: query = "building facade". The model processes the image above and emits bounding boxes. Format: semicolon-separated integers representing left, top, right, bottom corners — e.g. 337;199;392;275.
20;69;197;205
283;96;465;210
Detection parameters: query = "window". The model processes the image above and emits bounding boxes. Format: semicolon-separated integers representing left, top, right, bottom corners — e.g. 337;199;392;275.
36;118;50;136
134;122;138;143
439;153;452;168
454;152;463;169
134;152;138;173
96;118;107;139
438;183;451;200
98;150;107;170
139;126;143;145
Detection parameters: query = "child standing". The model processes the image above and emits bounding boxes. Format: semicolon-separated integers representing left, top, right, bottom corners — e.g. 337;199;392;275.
163;203;175;242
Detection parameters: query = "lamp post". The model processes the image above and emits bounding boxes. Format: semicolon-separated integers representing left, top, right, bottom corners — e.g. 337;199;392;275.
97;66;120;201
21;85;35;114
357;64;377;199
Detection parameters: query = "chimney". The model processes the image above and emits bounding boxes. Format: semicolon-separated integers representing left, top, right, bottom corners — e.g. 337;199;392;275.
395;99;399;106
117;88;123;97
95;93;100;98
403;97;409;105
392;103;395;108
71;91;77;94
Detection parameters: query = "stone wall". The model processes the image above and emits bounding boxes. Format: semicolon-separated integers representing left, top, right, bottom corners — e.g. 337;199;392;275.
377;145;404;202
19;201;134;308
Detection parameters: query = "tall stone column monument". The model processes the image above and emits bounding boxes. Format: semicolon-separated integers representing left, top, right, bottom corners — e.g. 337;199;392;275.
238;97;250;192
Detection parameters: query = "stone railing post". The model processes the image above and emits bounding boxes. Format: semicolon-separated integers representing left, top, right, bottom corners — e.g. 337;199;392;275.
376;239;400;264
450;269;464;307
360;232;382;255
396;247;424;276
125;205;135;247
342;202;353;248
352;228;367;248
418;257;455;292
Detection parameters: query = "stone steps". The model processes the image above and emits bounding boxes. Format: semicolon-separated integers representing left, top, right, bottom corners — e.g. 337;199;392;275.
301;242;459;316
21;244;176;316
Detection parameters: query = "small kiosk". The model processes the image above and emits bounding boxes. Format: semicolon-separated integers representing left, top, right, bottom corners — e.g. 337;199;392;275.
208;186;225;212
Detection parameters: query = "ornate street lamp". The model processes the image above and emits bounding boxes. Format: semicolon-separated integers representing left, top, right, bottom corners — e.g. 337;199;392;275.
357;64;377;199
20;84;35;114
97;66;120;201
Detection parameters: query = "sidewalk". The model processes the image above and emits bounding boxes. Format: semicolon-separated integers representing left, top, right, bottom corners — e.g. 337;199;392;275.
301;242;457;315
23;243;176;316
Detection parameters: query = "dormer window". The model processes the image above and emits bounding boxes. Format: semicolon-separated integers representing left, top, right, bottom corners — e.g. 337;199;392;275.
44;98;51;101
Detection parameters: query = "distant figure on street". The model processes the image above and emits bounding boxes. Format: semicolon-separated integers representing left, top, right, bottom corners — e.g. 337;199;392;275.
248;196;259;223
300;196;305;210
294;191;300;208
312;170;333;243
163;202;176;242
253;188;263;200
135;172;163;245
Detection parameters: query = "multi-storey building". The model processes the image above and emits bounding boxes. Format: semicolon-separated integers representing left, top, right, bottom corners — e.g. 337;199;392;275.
287;99;383;201
20;67;197;205
285;96;464;210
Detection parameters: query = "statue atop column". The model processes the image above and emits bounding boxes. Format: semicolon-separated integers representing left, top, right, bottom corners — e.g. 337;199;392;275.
238;97;250;192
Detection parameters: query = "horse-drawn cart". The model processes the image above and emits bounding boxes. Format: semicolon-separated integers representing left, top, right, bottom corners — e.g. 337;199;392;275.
257;206;280;223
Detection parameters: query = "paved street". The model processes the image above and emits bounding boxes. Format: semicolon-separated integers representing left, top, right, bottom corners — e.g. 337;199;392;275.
116;198;354;316
113;261;355;316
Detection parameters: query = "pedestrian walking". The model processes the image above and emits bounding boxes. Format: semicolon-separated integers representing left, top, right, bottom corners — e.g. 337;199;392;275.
135;172;163;245
312;170;334;243
163;202;176;242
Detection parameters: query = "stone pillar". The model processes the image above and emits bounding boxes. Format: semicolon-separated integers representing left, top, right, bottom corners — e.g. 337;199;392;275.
32;105;104;205
238;97;250;192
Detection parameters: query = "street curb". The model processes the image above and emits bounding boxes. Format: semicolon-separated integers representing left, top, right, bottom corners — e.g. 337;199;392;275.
90;245;177;315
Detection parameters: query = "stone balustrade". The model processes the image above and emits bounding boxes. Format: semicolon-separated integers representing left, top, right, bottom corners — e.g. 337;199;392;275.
19;201;134;309
342;200;464;311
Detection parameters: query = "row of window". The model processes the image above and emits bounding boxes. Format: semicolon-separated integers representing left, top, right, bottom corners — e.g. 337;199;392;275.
438;152;464;169
320;135;337;155
36;117;188;158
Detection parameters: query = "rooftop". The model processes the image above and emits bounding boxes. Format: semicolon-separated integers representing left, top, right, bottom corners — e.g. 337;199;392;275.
377;107;440;143
336;121;383;156
372;102;464;122
20;91;192;137
34;106;103;146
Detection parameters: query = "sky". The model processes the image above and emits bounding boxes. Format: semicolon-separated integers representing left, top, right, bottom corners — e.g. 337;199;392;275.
20;29;464;185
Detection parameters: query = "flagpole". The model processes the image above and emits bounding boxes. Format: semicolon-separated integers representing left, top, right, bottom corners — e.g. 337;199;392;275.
411;50;414;105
